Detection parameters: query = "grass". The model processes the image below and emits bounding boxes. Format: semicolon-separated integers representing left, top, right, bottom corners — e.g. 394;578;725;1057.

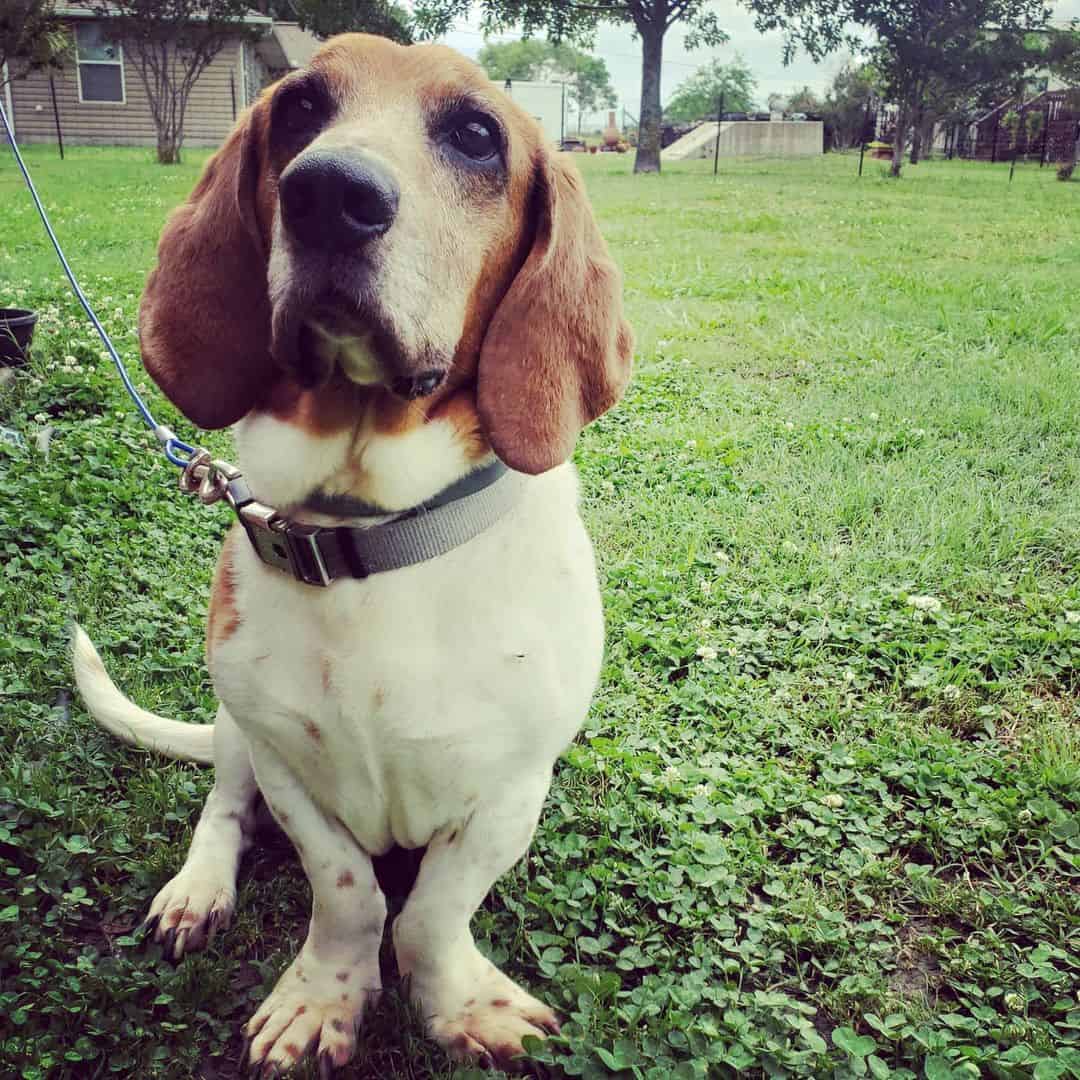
0;145;1078;1080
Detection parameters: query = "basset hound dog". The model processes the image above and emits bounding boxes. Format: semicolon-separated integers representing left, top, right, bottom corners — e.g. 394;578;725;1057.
72;32;631;1078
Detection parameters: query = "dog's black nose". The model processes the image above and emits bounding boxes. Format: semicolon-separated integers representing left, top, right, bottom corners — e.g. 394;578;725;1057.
392;370;445;400
279;150;399;251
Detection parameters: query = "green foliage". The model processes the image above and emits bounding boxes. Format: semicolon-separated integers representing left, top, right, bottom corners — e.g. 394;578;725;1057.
2;148;1080;1079
749;0;1051;177
786;83;822;113
663;57;757;123
255;0;413;44
0;0;71;86
822;62;878;149
477;38;616;121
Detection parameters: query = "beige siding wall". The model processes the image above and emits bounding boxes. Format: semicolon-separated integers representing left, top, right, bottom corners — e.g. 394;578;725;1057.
10;21;245;148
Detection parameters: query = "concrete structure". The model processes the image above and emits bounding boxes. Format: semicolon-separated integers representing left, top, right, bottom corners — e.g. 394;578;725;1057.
5;5;271;147
662;120;823;162
495;79;564;144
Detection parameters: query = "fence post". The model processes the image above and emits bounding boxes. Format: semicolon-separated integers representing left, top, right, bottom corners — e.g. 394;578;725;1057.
48;75;64;160
713;93;724;176
1040;98;1051;166
858;96;871;176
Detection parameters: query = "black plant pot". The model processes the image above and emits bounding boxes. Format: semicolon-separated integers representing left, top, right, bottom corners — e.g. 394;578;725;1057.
0;308;37;366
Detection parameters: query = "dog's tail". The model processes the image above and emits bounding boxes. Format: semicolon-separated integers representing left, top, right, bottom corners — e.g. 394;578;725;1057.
71;623;214;764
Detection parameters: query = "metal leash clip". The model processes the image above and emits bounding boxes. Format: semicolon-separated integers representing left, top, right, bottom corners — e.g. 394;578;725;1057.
177;447;334;587
178;448;244;506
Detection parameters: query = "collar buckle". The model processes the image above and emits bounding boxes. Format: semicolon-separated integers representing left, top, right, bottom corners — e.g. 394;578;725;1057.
238;502;336;587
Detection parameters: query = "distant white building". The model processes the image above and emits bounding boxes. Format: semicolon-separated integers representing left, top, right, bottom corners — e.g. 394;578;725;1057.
495;79;565;144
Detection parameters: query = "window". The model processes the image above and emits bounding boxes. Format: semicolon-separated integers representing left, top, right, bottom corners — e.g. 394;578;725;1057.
75;23;125;104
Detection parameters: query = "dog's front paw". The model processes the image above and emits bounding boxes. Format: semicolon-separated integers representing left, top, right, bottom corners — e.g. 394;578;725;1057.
245;954;381;1076
143;866;236;961
410;947;560;1072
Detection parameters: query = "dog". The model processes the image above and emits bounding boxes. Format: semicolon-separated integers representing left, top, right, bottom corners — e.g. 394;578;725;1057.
71;32;632;1077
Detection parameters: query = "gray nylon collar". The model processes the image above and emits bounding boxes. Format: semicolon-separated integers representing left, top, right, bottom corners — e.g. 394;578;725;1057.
233;459;521;586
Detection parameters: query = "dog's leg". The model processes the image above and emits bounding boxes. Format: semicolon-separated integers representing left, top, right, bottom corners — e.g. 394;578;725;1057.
145;704;257;960
392;776;560;1071
243;747;385;1076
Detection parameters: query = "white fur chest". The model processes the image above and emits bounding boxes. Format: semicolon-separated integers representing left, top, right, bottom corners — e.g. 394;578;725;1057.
209;463;604;856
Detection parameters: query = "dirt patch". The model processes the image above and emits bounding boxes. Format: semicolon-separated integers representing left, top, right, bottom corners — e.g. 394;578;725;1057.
889;922;942;1003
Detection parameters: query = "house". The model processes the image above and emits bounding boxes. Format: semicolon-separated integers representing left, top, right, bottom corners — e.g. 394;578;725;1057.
496;79;565;144
1;6;322;148
248;20;323;88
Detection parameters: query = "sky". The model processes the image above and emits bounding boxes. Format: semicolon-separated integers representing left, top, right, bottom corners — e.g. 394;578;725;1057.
435;1;1080;121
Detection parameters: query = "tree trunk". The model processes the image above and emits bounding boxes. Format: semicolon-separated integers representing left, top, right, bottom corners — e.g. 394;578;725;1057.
634;26;664;175
910;113;923;165
157;124;181;164
891;104;907;178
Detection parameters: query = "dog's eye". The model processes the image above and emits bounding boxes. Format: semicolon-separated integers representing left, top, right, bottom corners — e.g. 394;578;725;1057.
279;89;323;136
451;117;497;161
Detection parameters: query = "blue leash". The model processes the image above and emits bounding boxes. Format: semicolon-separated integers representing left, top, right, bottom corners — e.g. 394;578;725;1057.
0;98;194;468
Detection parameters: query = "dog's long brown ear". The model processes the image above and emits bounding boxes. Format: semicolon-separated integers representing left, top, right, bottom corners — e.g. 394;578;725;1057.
477;150;633;475
139;100;273;430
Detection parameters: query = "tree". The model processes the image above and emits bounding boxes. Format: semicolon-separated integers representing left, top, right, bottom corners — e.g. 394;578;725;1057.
90;0;256;164
1047;23;1080;178
477;38;616;132
413;0;728;174
663;56;757;123
253;0;412;43
785;83;821;113
0;0;71;90
821;62;876;149
750;0;1050;177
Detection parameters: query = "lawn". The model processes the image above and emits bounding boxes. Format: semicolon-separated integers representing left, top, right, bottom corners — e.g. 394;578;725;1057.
1;145;1078;1080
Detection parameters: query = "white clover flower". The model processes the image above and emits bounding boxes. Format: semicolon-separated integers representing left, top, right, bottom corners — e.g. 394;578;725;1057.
1003;992;1025;1013
727;646;738;656
63;354;77;365
942;685;961;701
33;412;49;423
821;794;845;809
1065;611;1080;625
662;765;680;781
699;618;713;630
908;595;943;612
913;428;926;437
699;580;712;595
785;421;794;430
868;412;879;421
692;783;709;797
696;645;718;661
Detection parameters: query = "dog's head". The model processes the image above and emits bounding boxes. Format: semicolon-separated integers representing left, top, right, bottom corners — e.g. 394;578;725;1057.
140;34;632;475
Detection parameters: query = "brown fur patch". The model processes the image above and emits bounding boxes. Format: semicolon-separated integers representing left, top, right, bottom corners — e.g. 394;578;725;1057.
491;998;510;1008
284;1043;301;1059
337;870;355;888
206;527;242;659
